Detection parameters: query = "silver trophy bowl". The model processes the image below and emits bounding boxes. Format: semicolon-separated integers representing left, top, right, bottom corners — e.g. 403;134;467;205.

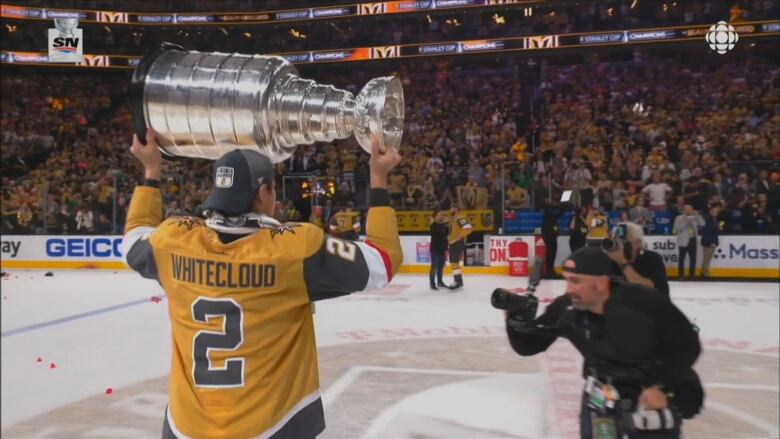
54;18;78;36
131;43;404;162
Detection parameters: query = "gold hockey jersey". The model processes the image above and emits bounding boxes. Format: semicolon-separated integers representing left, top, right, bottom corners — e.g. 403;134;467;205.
122;186;401;439
448;214;473;244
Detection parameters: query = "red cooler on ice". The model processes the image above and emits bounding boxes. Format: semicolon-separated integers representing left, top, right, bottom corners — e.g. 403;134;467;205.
507;240;528;276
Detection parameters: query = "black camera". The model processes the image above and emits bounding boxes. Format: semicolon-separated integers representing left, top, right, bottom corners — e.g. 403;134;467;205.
602;224;627;252
491;288;539;321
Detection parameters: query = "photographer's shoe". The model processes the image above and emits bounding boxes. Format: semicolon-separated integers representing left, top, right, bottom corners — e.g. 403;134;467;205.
437;282;447;288
430;284;438;290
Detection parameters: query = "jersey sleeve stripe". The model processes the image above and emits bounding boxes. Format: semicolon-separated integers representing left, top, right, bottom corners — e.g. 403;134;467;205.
121;226;159;280
361;240;392;284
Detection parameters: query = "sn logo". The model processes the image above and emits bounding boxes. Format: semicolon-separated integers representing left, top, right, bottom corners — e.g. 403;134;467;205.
52;36;80;49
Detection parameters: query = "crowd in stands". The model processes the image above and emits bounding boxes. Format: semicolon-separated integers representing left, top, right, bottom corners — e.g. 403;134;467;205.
3;1;777;56
526;54;780;234
1;50;779;235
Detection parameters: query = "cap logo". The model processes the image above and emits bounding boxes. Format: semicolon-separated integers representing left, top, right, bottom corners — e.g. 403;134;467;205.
215;166;234;188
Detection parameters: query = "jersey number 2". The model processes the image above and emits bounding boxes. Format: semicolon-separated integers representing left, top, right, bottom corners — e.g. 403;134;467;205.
326;237;357;261
191;297;244;388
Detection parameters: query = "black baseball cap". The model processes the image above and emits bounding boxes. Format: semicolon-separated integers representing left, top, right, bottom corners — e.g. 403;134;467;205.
563;246;612;277
204;149;275;216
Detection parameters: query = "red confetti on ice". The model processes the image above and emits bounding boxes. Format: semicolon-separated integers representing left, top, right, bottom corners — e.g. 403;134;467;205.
105;388;113;395
49;363;57;369
151;296;162;303
36;357;43;363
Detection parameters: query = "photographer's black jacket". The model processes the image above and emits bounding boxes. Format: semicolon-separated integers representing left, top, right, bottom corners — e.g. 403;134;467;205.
506;278;700;400
610;250;669;298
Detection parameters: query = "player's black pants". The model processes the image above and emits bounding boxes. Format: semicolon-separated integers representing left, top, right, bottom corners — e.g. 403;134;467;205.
429;250;445;286
678;237;697;278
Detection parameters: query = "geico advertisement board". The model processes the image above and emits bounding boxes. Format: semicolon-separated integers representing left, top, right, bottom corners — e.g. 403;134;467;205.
3;235;434;266
4;235;429;264
1;236;123;261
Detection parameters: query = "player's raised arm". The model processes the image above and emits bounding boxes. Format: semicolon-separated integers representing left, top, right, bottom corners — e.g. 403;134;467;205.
303;138;403;301
120;130;163;280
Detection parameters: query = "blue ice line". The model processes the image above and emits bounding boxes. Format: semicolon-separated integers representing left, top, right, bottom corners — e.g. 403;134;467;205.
1;296;165;338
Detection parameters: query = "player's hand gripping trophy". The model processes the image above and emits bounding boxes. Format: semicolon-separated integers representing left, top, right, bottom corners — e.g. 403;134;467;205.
130;43;404;162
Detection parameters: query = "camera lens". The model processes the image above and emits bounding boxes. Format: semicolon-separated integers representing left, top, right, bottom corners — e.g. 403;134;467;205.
602;238;617;252
491;288;510;310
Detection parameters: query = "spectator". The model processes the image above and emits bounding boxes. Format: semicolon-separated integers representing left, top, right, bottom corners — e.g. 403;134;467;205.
753;169;770;195
505;180;528;210
283;200;300;222
569;207;588;252
388;172;406;209
93;212;112;234
673;204;705;280
612;180;629;210
641;171;672;211
700;204;720;279
334;182;353;208
628;196;652;228
75;204;94;234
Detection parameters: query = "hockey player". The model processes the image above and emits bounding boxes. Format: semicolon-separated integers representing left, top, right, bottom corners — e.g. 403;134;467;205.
447;205;473;290
328;204;361;241
122;130;402;439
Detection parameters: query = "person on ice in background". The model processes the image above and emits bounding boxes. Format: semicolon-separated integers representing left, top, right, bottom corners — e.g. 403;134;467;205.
605;222;669;298
429;208;449;290
446;205;473;290
122;130;402;439
673;204;704;280
329;203;361;241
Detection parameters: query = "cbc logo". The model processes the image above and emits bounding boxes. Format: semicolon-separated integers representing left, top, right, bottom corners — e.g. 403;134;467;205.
706;21;739;54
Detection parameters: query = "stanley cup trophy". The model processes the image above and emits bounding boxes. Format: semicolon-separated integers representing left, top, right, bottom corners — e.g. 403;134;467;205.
131;43;404;162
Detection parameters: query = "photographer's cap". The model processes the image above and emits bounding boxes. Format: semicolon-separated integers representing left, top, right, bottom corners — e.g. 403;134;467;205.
204;149;275;216
563;247;612;276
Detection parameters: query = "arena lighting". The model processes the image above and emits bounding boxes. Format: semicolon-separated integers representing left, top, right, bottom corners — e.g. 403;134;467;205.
0;1;547;26
3;20;777;68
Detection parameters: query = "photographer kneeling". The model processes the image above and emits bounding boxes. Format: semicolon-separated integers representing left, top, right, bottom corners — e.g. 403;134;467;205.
603;222;669;298
498;247;702;439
